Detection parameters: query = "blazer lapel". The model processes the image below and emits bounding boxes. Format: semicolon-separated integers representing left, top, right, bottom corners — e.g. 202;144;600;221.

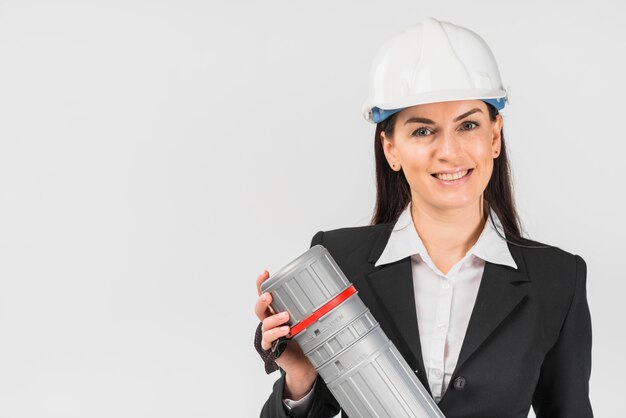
450;242;529;377
360;223;530;395
365;256;430;392
361;223;431;392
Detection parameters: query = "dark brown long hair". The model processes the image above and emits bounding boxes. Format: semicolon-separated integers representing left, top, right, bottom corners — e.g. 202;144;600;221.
370;102;537;247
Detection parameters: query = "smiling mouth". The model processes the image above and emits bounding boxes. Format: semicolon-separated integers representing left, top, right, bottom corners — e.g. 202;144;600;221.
431;168;473;181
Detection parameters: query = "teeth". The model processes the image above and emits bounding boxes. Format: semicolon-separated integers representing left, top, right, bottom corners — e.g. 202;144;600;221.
435;169;469;181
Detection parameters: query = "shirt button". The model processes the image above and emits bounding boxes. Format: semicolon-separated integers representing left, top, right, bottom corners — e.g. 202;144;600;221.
441;282;450;289
432;368;442;378
437;324;446;332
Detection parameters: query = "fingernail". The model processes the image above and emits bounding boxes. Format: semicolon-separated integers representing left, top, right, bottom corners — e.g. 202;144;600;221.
280;312;287;318
281;326;289;332
261;293;267;301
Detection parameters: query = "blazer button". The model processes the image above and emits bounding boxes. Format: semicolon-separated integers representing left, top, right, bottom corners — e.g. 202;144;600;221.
453;376;466;390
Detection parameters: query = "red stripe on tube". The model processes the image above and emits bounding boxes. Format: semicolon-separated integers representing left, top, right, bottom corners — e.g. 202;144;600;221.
287;285;357;338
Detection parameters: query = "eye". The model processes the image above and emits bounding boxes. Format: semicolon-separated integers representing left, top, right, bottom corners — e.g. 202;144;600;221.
411;126;433;137
461;120;479;130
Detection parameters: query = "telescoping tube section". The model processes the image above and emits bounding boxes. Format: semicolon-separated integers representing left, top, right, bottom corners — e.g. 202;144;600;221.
261;244;446;418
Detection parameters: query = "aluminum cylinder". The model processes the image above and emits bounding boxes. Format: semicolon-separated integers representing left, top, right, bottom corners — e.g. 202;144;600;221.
261;244;445;418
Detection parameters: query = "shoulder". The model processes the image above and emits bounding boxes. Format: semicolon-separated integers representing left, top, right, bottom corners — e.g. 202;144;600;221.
511;237;591;354
514;235;585;271
311;223;392;260
511;236;588;298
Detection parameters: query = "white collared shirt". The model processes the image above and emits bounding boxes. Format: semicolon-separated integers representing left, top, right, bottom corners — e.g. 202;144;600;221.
283;201;517;410
375;200;517;402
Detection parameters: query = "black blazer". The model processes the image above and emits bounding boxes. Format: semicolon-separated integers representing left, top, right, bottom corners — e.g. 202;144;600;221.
260;222;593;418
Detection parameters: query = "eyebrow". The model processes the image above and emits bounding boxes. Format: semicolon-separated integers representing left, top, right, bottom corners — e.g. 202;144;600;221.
403;108;483;126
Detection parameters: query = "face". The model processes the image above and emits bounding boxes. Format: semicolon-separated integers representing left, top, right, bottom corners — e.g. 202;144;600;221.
381;100;502;212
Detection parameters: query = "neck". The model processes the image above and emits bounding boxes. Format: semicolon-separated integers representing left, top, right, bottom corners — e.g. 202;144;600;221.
410;196;486;262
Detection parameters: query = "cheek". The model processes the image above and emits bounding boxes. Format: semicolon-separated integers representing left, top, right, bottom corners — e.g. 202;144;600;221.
480;159;494;179
395;140;425;162
475;154;495;187
399;149;432;179
468;138;496;166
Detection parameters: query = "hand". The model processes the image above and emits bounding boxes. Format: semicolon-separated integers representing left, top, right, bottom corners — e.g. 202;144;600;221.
255;270;318;399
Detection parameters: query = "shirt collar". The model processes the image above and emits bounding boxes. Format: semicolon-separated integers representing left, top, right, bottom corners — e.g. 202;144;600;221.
374;201;518;270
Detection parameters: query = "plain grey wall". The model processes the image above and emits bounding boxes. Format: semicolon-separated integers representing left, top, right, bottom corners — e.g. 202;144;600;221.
0;0;623;417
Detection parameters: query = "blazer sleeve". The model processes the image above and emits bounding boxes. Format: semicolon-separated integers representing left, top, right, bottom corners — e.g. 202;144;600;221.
259;230;342;418
260;369;341;418
531;254;594;417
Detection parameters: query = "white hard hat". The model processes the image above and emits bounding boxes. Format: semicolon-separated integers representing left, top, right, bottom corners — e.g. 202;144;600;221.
361;17;510;124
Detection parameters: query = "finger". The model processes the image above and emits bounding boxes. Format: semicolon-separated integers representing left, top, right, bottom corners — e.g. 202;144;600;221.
255;270;270;296
254;292;275;321
261;325;291;351
261;311;290;332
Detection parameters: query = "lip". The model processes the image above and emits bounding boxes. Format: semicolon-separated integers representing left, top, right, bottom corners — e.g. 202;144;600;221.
431;168;474;186
431;168;472;175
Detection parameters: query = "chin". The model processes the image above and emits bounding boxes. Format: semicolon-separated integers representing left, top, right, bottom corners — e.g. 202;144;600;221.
432;197;480;210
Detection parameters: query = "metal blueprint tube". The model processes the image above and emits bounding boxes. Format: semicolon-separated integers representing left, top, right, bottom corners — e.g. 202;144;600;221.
261;244;446;418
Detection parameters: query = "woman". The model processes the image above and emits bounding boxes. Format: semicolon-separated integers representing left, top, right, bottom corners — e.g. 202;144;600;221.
253;17;593;418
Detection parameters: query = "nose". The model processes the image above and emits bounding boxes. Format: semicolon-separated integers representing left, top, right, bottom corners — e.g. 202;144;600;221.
435;129;463;160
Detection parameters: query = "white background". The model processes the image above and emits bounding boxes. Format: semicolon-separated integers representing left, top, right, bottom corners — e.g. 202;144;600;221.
0;1;623;417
